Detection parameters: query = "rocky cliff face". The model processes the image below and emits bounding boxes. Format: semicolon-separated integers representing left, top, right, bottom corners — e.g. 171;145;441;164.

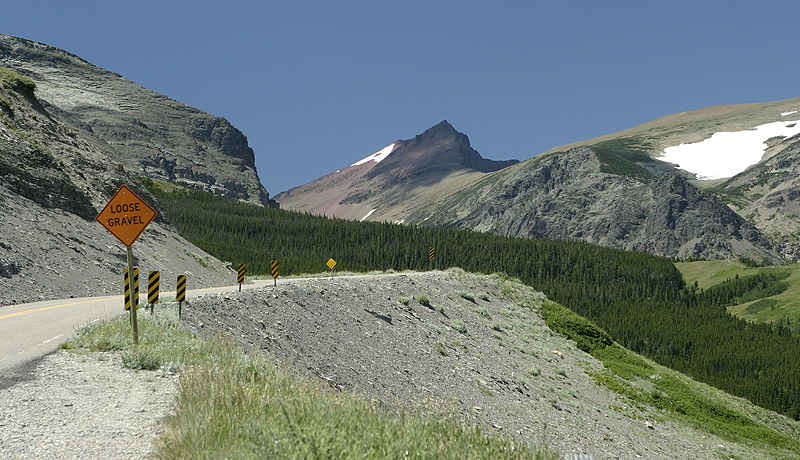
711;132;800;260
0;33;275;207
0;66;234;306
417;146;780;262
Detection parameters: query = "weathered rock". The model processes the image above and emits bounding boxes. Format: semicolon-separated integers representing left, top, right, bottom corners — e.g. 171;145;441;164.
0;33;276;207
0;65;234;306
432;146;779;262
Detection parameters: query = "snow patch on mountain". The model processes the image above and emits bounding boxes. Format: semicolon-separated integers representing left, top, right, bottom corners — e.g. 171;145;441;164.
661;119;800;180
360;209;377;222
351;143;396;167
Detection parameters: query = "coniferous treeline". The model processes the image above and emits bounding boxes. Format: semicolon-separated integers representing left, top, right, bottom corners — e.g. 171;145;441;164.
143;179;800;420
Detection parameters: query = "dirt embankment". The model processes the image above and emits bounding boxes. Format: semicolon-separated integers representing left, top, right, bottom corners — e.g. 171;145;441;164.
182;270;766;459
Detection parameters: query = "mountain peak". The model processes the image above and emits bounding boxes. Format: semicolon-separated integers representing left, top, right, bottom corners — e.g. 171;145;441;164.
275;122;519;221
368;121;516;177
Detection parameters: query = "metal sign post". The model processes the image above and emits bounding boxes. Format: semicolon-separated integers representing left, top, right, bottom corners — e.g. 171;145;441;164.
327;258;337;278
126;248;138;343
96;184;157;345
271;260;278;286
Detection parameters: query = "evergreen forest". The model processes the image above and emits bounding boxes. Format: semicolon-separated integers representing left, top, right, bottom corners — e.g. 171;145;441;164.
142;178;800;420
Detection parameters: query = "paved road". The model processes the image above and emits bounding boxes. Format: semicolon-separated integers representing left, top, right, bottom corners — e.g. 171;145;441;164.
0;279;274;384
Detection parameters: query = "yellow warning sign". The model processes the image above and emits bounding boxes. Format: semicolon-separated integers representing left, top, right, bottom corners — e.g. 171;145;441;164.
96;185;157;247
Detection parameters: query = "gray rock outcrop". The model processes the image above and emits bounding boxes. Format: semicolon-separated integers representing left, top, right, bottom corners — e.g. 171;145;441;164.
0;33;276;207
0;65;234;306
432;146;779;262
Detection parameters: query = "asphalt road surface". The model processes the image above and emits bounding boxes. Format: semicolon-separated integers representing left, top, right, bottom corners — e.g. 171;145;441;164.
0;279;274;388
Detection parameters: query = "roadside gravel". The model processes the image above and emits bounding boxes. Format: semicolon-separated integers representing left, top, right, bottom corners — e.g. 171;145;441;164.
0;350;176;460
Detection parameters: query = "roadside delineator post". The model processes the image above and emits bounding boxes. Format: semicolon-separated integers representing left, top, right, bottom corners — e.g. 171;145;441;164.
176;275;187;319
148;270;160;315
271;260;278;287
96;184;157;345
237;264;246;291
123;268;140;311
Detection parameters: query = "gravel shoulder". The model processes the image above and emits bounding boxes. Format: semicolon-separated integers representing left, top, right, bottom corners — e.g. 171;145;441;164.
0;349;177;460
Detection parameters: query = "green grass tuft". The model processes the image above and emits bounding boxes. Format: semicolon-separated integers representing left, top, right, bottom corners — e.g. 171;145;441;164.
456;290;476;302
0;67;36;92
449;319;468;334
415;294;431;307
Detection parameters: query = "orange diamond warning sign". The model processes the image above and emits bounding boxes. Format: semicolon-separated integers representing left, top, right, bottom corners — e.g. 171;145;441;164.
96;184;157;247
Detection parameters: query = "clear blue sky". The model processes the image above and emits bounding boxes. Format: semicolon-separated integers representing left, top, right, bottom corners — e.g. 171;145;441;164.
3;1;798;195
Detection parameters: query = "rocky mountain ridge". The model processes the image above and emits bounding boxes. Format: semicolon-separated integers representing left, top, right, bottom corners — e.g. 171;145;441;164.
421;146;779;262
275;121;518;221
0;33;275;207
0;65;233;306
706;127;800;259
276;98;800;263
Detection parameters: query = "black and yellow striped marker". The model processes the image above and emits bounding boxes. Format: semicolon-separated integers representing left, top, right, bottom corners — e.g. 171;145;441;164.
176;275;187;302
429;247;435;259
176;274;187;319
124;268;139;310
148;271;160;304
237;264;246;284
271;260;278;286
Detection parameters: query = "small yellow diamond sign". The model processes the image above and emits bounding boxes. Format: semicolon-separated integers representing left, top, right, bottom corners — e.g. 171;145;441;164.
326;258;337;270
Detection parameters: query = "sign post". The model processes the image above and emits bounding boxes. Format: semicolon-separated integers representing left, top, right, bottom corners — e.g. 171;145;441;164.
96;184;157;345
326;258;337;278
271;260;278;286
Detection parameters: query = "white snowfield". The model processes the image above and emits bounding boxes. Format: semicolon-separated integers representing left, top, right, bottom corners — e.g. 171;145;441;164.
351;143;396;167
360;208;377;222
661;116;800;180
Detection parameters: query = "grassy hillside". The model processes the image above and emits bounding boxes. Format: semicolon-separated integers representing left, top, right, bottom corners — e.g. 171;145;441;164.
142;178;800;420
677;260;800;330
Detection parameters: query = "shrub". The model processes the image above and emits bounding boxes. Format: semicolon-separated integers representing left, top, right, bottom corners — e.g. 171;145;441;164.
121;348;161;370
456;291;476;302
449;320;468;334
